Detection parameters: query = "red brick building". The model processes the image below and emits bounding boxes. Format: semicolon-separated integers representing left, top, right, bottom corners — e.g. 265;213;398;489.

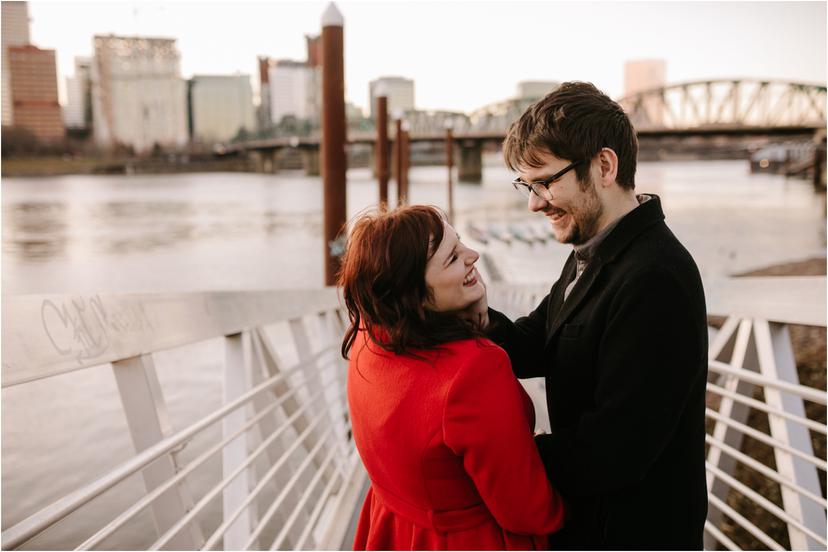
8;45;64;140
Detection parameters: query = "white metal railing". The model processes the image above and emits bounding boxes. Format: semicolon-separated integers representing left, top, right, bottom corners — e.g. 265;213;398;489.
488;275;827;551
3;276;825;550
2;289;367;550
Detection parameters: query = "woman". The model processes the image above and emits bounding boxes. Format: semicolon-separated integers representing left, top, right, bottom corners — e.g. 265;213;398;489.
339;205;566;550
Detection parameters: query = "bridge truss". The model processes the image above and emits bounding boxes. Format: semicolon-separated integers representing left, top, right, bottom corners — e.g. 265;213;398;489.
618;80;826;131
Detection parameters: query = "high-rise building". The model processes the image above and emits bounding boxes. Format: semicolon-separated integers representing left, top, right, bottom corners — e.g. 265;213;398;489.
268;60;319;125
516;81;559;100
64;57;92;129
189;75;254;144
369;76;414;119
7;45;64;140
305;34;321;68
623;59;666;125
91;35;188;152
2;1;31;126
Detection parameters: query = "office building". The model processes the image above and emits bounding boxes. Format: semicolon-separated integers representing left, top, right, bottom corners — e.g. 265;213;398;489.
2;1;31;126
369;76;414;119
64;57;92;129
305;34;321;68
624;59;666;125
7;45;64;140
91;35;188;152
516;81;559;100
189;75;254;143
268;60;319;125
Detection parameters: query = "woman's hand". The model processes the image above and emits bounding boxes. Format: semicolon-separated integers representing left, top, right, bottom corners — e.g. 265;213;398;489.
458;276;489;330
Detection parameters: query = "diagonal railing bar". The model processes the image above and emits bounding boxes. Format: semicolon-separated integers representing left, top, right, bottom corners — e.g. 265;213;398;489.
268;447;339;551
75;372;338;551
293;454;361;551
203;424;336;550
148;390;331;550
706;462;828;547
704;520;740;551
706;408;827;471
290;465;344;551
707;493;786;550
706;382;827;435
705;435;828;509
238;427;338;550
709;361;826;405
1;345;335;550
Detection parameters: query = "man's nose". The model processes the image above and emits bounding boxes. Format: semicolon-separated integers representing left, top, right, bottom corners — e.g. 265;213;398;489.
528;191;548;212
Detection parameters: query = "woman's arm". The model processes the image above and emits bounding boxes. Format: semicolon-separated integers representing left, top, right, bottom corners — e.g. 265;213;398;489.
442;344;566;535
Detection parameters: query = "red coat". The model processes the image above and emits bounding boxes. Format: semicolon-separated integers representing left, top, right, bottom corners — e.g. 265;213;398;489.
348;330;566;550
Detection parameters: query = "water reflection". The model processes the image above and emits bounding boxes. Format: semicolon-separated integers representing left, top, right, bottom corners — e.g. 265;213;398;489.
1;162;824;294
2;202;69;260
2;197;327;261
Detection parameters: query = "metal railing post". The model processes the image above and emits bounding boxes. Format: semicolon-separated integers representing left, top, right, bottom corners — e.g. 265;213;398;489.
112;354;204;549
223;331;255;550
754;320;826;549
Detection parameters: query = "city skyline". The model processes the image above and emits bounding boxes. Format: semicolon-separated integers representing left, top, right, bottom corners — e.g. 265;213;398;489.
25;0;828;114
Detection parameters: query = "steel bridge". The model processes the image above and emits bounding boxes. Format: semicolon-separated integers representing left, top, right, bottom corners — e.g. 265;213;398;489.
618;79;826;134
219;79;825;181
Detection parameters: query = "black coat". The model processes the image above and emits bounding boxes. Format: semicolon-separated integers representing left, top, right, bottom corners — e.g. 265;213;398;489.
487;195;708;550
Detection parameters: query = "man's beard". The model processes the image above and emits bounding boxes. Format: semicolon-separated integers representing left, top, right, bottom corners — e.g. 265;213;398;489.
563;176;604;245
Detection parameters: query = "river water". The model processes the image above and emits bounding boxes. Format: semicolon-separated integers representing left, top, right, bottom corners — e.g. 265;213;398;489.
2;159;825;548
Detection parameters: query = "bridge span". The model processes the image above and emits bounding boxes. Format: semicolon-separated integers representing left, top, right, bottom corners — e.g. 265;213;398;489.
218;79;825;181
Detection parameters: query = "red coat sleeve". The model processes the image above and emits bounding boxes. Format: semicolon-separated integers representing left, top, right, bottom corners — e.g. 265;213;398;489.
442;342;566;535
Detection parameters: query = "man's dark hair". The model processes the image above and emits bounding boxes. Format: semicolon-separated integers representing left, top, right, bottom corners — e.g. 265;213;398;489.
503;81;638;190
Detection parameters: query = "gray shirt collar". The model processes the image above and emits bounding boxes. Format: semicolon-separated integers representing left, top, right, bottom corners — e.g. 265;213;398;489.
573;194;652;264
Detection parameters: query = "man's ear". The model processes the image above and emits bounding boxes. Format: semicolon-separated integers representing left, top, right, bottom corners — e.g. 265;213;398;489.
597;147;619;187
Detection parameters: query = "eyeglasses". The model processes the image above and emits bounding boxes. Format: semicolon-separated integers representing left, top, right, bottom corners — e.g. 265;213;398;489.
511;160;584;199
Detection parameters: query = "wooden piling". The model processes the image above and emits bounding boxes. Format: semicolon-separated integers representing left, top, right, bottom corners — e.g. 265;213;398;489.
400;124;410;205
395;119;404;206
375;95;389;206
321;3;346;286
445;127;454;224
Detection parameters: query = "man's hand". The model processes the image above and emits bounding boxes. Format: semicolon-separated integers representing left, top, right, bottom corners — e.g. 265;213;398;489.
458;275;489;330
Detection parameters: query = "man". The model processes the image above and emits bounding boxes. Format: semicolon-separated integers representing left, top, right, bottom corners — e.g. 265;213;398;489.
482;82;709;549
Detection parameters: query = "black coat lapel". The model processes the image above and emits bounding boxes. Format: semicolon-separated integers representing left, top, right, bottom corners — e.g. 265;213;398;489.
546;258;604;345
548;251;577;321
543;194;666;346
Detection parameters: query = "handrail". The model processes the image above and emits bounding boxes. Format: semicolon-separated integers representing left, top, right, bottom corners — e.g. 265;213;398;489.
709;360;827;404
74;369;339;551
2;288;342;387
488;276;827;327
705;435;828;509
706;462;828;547
706;381;827;435
149;393;330;550
267;447;339;550
705;408;827;471
2;345;335;550
3;277;825;551
708;493;785;551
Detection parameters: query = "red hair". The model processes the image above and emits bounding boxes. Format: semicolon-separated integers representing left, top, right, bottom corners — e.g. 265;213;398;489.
338;204;482;359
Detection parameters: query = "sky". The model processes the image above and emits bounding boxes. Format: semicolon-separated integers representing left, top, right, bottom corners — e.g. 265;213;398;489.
26;0;828;114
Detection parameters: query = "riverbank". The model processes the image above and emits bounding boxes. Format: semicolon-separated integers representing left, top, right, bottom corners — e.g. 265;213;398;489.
1;156;256;177
712;256;826;550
